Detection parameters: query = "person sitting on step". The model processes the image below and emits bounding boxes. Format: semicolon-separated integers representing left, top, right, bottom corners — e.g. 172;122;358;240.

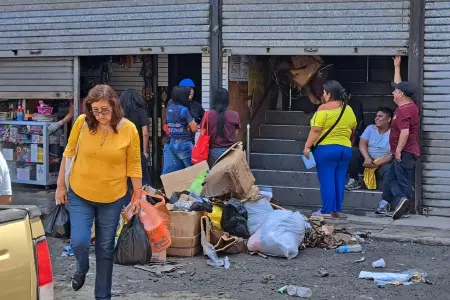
345;107;393;191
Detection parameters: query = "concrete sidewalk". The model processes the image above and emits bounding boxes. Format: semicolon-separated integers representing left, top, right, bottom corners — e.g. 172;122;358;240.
11;186;450;246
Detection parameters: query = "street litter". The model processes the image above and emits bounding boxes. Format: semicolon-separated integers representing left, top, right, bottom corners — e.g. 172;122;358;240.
207;256;230;269
248;210;307;259
278;285;312;298
372;258;386;268
61;245;73;257
317;268;329;277
134;263;183;276
359;269;430;286
335;244;362;253
354;257;366;263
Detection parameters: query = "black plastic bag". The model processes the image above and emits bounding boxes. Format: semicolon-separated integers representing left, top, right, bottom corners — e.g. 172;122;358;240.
114;216;152;265
220;199;251;239
43;205;70;238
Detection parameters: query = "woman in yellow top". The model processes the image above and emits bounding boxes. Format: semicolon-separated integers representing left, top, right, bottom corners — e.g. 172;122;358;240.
303;80;357;219
55;85;141;300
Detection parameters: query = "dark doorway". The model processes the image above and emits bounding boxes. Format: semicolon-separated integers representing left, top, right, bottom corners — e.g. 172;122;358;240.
168;54;202;104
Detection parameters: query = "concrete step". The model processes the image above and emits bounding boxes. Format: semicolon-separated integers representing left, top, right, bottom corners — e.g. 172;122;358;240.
260;185;382;211
250;153;311;171
252;138;305;154
259;124;310;140
265;110;313;125
253;169;319;188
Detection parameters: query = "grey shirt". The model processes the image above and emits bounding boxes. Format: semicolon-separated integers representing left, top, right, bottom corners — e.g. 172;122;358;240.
360;125;391;159
0;152;12;196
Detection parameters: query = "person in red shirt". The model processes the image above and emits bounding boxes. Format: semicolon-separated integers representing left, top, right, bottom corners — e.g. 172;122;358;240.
376;56;420;220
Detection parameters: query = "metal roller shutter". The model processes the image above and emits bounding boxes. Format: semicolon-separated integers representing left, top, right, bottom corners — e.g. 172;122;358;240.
222;0;410;56
109;61;144;96
0;0;209;57
423;0;450;216
0;57;74;99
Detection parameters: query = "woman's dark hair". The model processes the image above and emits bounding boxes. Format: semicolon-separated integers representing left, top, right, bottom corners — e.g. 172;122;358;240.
172;86;190;107
323;80;347;102
119;89;146;118
212;88;230;137
84;84;123;133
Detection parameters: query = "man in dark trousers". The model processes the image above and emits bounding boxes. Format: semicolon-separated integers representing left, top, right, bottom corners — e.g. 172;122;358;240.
376;56;420;220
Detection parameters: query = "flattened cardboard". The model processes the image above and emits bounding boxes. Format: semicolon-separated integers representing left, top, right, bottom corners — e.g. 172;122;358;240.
167;245;201;257
161;161;209;199
169;211;202;237
170;233;201;248
202;143;257;198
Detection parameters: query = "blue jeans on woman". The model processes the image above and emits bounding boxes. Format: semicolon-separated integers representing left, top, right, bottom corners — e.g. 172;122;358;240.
162;139;193;174
68;189;123;300
314;145;352;214
208;147;228;168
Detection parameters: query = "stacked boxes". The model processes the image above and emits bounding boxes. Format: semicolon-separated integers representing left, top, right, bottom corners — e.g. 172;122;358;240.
167;211;202;257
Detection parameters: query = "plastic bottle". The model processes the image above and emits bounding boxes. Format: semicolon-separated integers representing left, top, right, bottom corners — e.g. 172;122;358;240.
16;106;24;121
335;244;362;253
286;285;312;298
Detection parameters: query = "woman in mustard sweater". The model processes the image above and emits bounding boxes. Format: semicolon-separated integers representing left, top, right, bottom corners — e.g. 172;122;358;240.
55;85;141;300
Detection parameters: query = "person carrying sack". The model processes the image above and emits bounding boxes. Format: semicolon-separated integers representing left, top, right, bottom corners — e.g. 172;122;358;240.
55;85;142;300
303;80;357;219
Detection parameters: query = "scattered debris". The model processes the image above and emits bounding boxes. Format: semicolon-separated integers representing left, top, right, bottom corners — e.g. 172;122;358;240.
278;285;312;298
61;245;73;257
207;256;230;269
354;257;366;263
372;258;386;268
317;268;329;277
261;274;275;283
335;244;362;253
359;269;431;286
134;263;183;276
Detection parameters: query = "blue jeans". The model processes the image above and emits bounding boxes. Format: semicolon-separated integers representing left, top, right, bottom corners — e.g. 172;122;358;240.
382;152;417;207
68;190;123;300
208;147;228;168
314;145;353;214
162;139;193;174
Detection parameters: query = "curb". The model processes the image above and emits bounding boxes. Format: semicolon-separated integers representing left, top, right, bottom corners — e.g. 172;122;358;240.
371;233;450;246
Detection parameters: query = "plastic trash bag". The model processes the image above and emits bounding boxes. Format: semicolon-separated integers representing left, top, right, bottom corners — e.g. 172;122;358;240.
43;205;70;238
247;210;307;259
114;216;152;265
220;199;250;239
244;196;274;235
208;205;223;231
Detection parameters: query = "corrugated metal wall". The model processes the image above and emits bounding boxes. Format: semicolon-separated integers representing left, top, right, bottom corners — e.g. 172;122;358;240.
0;57;74;99
201;53;229;110
222;0;411;56
109;61;143;96
158;54;169;87
422;0;450;217
0;0;210;57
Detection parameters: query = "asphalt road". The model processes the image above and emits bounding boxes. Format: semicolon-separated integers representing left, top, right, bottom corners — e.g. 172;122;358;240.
49;237;450;300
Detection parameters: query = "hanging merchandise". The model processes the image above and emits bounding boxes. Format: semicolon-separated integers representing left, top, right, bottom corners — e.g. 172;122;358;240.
140;56;153;101
100;56;113;84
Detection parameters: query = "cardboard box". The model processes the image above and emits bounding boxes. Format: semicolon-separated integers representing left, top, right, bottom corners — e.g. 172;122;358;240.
202;143;258;199
170;233;201;248
169;211;202;238
161;160;208;199
167;245;201;257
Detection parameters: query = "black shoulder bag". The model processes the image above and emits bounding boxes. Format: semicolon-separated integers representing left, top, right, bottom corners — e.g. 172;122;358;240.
310;103;347;152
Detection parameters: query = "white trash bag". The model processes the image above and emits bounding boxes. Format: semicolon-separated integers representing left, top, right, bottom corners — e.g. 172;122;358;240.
247;210;307;259
244;196;274;235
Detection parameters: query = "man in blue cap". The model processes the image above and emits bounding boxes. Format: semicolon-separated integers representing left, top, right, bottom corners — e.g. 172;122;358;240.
179;78;205;124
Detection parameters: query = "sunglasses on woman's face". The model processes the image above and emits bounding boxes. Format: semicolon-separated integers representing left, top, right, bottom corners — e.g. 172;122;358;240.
91;108;111;116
